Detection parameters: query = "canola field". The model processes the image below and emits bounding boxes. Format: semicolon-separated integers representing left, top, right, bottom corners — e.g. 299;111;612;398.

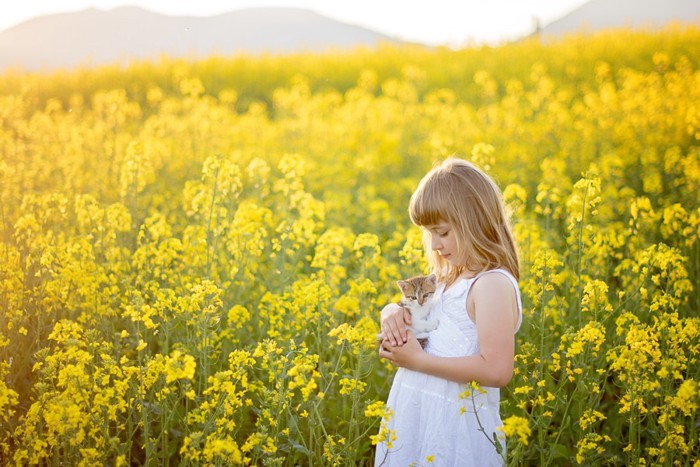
0;27;699;465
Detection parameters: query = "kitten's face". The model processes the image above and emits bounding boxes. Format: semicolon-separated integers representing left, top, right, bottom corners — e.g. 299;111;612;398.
397;274;437;306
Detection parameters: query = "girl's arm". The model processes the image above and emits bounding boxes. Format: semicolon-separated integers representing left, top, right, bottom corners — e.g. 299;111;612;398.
379;273;518;388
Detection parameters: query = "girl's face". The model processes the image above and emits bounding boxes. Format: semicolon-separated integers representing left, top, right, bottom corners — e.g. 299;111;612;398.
425;221;463;267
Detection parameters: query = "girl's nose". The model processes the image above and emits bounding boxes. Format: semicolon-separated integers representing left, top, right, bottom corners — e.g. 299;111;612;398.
431;236;442;252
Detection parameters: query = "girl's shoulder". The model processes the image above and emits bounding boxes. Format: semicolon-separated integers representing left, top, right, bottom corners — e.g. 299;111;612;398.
469;269;523;331
469;270;517;296
473;268;518;286
442;269;520;303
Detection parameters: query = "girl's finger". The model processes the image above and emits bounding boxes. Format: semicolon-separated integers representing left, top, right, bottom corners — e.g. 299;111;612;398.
378;345;392;361
390;323;406;346
396;313;409;343
380;304;408;345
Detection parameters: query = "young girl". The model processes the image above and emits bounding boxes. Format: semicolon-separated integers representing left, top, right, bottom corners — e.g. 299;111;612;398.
376;158;522;466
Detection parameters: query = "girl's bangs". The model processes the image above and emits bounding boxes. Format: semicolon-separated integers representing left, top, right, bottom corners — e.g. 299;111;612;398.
409;183;446;226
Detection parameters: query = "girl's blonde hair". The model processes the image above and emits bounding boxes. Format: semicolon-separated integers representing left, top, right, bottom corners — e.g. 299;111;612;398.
409;157;519;284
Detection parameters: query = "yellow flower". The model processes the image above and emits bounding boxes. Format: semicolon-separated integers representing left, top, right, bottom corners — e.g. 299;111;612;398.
328;323;362;344
672;379;698;416
339;378;367;396
500;415;531;446
579;408;607;431
202;436;243;464
364;400;387;418
227;305;251;329
164;350;196;384
353;232;381;258
567;321;605;357
470;381;487;394
580;280;612;314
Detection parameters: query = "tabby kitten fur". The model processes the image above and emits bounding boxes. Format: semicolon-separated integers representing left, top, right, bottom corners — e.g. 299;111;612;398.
378;274;439;349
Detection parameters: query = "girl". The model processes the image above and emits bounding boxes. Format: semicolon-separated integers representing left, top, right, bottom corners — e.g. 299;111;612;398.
376;158;522;466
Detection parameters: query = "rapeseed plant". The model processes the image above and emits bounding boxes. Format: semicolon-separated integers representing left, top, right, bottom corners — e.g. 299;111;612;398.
0;26;698;465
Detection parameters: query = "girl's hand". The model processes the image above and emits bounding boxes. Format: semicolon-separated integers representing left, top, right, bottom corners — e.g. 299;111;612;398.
380;303;412;346
379;332;425;370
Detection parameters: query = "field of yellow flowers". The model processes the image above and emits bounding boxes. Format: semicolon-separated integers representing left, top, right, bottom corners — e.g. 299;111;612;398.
1;26;699;465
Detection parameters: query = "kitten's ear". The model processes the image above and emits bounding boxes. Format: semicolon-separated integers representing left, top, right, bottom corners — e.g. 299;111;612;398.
426;274;437;286
397;280;410;293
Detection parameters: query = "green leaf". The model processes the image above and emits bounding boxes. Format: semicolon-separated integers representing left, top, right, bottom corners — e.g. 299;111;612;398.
550;443;571;459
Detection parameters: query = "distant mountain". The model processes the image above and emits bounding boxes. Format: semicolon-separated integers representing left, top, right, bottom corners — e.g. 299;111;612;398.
541;0;700;36
0;6;402;71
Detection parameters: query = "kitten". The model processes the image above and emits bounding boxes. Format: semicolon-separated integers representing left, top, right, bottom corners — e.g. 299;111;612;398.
379;273;439;349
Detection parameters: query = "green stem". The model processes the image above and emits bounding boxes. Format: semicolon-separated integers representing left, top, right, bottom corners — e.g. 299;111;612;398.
205;157;221;278
575;179;590;328
545;389;575;466
470;389;504;460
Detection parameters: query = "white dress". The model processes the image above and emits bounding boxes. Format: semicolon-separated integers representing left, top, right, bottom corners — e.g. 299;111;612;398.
375;269;523;467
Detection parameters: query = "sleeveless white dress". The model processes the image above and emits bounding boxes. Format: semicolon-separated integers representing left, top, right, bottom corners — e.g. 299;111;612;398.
374;269;522;467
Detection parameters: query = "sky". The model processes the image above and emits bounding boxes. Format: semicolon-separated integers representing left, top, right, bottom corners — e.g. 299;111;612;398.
0;0;591;46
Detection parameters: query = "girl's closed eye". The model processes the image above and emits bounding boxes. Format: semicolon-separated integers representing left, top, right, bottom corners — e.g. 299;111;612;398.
428;228;448;238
